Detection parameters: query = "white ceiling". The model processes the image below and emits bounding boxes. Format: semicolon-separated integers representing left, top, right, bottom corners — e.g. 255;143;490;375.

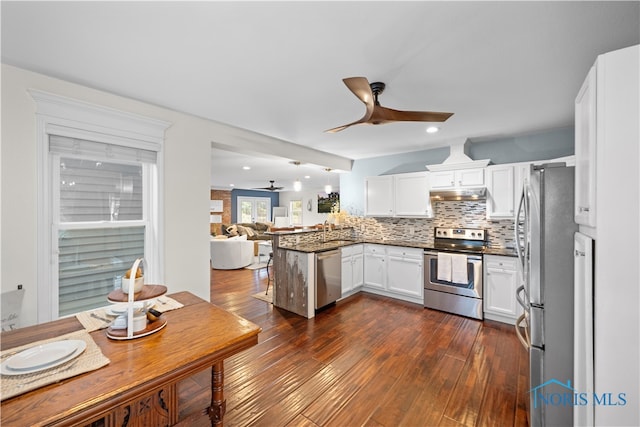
2;1;639;192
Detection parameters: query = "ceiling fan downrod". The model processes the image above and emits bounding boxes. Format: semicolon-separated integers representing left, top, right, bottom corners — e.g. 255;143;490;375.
370;81;385;106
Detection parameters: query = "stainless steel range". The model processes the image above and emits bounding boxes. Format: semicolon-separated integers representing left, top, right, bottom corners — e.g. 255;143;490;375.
424;227;487;319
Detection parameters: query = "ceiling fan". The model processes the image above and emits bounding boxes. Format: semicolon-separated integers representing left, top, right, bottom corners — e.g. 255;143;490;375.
326;77;454;133
253;180;284;191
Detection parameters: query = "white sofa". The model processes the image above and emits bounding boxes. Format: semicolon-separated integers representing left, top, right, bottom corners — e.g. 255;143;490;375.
210;237;254;270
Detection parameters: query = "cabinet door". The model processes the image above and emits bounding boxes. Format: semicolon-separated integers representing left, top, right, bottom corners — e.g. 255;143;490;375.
341;254;353;295
574;232;594;426
430;171;455;188
394;172;431;217
386;249;423;298
484;256;520;321
486;165;515;219
365;176;394;216
352;253;364;289
574;65;596;228
364;245;386;289
456;168;484;187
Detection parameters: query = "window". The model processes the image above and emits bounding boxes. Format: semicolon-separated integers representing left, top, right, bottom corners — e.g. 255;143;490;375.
289;200;303;225
52;136;154;316
32;90;170;322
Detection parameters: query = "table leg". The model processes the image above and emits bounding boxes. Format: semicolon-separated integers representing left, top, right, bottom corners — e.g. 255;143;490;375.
208;361;226;426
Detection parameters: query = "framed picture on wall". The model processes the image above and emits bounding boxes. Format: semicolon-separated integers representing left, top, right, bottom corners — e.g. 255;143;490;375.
318;192;339;213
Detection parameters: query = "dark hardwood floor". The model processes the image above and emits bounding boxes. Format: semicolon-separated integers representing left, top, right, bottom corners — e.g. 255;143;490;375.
176;267;529;426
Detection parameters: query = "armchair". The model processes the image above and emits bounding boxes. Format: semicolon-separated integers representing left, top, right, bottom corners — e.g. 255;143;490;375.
210;238;254;270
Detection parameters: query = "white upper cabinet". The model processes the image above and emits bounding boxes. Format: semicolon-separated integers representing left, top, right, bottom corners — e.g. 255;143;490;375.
574;65;597;229
365;172;432;218
364;175;394;216
486;165;515;219
430;167;484;188
394;172;433;217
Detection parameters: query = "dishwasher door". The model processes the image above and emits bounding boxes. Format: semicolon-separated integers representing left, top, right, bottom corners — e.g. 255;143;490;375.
315;249;342;309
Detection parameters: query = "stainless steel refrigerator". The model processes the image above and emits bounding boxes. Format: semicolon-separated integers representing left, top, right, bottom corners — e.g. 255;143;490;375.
515;163;578;427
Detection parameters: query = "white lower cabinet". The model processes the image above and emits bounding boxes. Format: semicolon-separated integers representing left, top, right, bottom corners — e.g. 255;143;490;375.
363;244;386;290
387;248;423;299
341;245;363;297
483;255;522;324
363;244;423;304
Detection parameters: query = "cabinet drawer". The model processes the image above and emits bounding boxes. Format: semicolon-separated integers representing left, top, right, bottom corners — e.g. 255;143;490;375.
484;255;517;271
387;247;423;260
342;244;363;257
364;244;386;255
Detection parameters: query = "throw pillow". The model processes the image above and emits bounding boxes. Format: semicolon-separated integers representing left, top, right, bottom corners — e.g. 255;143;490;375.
226;224;239;236
236;225;248;236
243;226;256;237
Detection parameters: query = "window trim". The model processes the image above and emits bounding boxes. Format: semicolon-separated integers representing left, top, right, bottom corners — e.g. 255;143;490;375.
31;90;171;322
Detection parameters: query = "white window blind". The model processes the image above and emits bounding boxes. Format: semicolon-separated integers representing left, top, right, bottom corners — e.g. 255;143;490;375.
51;135;155;316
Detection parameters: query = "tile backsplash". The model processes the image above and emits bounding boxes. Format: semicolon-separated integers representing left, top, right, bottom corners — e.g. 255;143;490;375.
344;201;515;250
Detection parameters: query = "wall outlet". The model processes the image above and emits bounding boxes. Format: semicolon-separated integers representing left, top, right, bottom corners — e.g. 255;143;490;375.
409;226;415;235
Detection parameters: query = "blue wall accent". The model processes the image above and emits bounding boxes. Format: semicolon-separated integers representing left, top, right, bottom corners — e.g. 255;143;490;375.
230;189;279;222
339;126;574;215
468;127;574;164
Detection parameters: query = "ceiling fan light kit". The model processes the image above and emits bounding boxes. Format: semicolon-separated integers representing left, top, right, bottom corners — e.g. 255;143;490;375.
326;76;453;133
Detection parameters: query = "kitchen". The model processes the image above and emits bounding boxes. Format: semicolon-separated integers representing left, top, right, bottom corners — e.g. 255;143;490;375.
1;2;639;426
268;44;638;426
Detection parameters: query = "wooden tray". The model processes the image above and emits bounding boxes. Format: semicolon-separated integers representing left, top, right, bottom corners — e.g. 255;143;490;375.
106;317;167;340
107;285;167;303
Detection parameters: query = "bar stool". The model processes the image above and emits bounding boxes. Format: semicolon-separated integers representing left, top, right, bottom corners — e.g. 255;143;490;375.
265;252;274;295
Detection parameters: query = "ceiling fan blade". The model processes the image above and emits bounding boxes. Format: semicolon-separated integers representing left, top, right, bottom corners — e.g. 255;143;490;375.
326;77;376;133
326;114;372;133
342;77;374;106
373;106;454;123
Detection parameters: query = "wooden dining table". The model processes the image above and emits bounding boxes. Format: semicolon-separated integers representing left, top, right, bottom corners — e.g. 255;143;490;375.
0;291;261;426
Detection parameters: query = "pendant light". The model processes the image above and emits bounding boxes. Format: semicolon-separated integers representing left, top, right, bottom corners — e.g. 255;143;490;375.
324;168;332;194
290;161;302;191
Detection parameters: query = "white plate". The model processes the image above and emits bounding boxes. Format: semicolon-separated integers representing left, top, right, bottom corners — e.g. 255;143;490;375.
106;302;144;316
1;340;86;376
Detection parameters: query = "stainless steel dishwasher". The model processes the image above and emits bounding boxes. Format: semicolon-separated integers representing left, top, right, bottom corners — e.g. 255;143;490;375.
315;249;342;309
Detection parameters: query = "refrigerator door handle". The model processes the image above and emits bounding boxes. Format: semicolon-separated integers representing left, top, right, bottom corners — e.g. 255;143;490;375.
516;284;529;310
515;312;531;350
513;186;527;279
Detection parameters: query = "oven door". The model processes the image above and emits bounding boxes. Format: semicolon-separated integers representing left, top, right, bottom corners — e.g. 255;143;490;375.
424;251;483;298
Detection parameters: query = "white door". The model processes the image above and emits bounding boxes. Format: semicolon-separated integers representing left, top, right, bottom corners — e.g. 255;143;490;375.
574;232;594;426
364;245;386;289
364;176;394;216
394;172;432;217
237;197;271;223
386;249;423;298
574;66;597;228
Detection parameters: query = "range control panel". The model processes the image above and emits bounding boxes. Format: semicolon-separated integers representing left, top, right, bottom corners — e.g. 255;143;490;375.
434;227;486;241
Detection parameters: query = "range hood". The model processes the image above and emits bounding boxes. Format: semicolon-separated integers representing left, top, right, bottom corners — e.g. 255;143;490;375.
426;139;491;172
430;187;486;201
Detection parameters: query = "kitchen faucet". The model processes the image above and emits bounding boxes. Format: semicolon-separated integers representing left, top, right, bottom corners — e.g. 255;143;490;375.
323;220;329;243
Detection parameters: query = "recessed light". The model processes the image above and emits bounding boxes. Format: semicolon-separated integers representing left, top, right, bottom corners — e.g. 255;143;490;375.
426;126;439;134
229;184;235;187
304;175;311;179
242;166;251;170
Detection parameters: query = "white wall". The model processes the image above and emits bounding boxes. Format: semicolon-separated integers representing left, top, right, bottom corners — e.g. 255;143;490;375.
0;64;226;326
278;190;332;226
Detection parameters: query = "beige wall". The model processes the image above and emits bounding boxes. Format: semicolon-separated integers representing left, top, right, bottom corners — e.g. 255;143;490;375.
1;64;227;326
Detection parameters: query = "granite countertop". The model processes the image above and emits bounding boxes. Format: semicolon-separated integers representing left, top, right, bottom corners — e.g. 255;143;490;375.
278;239;517;257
